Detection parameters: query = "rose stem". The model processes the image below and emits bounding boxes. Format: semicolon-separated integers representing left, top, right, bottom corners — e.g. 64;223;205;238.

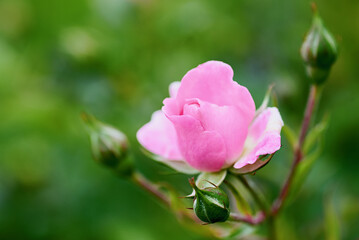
131;171;171;206
131;171;203;225
225;176;267;226
237;175;276;239
271;84;318;216
229;212;265;225
237;175;268;213
224;179;252;216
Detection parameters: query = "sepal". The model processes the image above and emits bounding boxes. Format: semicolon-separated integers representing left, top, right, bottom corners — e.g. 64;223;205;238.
189;177;230;223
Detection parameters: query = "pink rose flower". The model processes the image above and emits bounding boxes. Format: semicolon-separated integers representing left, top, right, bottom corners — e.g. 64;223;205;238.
137;61;283;173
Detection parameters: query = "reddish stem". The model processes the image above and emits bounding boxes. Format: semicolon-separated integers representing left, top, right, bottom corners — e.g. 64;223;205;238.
132;172;171;206
131;172;202;224
272;85;318;215
229;212;266;225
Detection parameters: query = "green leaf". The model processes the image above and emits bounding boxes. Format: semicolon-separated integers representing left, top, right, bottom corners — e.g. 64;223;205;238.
226;224;256;238
254;85;273;118
289;116;329;200
224;174;254;215
303;115;329;154
324;195;340;240
289;136;324;202
271;89;279;108
282;125;297;152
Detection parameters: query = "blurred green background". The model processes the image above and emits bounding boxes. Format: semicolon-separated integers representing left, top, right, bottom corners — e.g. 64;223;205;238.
0;0;358;239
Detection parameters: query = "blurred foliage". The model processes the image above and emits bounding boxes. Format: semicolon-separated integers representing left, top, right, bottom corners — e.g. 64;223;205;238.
0;0;358;239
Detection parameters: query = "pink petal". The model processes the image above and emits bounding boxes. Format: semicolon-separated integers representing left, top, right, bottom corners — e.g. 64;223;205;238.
169;81;181;98
176;61;256;123
182;98;250;166
165;114;227;172
233;107;283;169
137;110;183;160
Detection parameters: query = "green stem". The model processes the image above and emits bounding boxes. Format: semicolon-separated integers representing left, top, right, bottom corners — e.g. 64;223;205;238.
224;179;252;216
267;215;276;240
236;175;276;239
237;175;268;213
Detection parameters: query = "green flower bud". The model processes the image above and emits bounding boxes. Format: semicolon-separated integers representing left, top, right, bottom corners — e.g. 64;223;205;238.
82;113;132;176
300;4;338;84
189;177;230;223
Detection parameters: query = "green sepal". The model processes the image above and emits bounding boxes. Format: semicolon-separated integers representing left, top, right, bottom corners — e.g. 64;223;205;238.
189;177;230;223
229;154;274;175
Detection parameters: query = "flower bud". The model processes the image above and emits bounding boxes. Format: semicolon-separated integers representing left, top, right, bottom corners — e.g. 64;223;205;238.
300;4;338;84
82;113;132;175
189;177;230;223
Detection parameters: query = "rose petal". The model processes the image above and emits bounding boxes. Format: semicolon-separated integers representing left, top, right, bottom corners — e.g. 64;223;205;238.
182;98;250;166
137;110;183;160
233;107;283;169
169;81;181;98
175;61;256;122
166;114;227;172
142;149;199;174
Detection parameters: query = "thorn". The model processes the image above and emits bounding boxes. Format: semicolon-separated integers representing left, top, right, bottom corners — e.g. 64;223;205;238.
186;208;193;210
178;194;194;198
179;191;196;199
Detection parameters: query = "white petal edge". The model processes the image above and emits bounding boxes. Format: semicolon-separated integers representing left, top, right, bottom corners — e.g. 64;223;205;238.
233;107;284;170
169;81;181;98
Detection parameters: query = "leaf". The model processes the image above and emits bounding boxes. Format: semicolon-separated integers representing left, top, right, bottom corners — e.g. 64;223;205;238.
303;115;329;154
226;224;256;238
271;89;279;108
289;116;329;199
254;85;273;118
324;194;340;240
289;134;325;202
224;174;253;215
282;125;297;152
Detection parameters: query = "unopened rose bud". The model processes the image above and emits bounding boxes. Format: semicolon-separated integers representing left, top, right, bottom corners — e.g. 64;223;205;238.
82;113;132;175
189;177;230;223
300;4;338;84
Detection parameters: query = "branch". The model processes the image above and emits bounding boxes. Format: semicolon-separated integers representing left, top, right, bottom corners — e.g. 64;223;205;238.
229;212;266;225
131;172;171;206
272;84;318;215
131;172;203;224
